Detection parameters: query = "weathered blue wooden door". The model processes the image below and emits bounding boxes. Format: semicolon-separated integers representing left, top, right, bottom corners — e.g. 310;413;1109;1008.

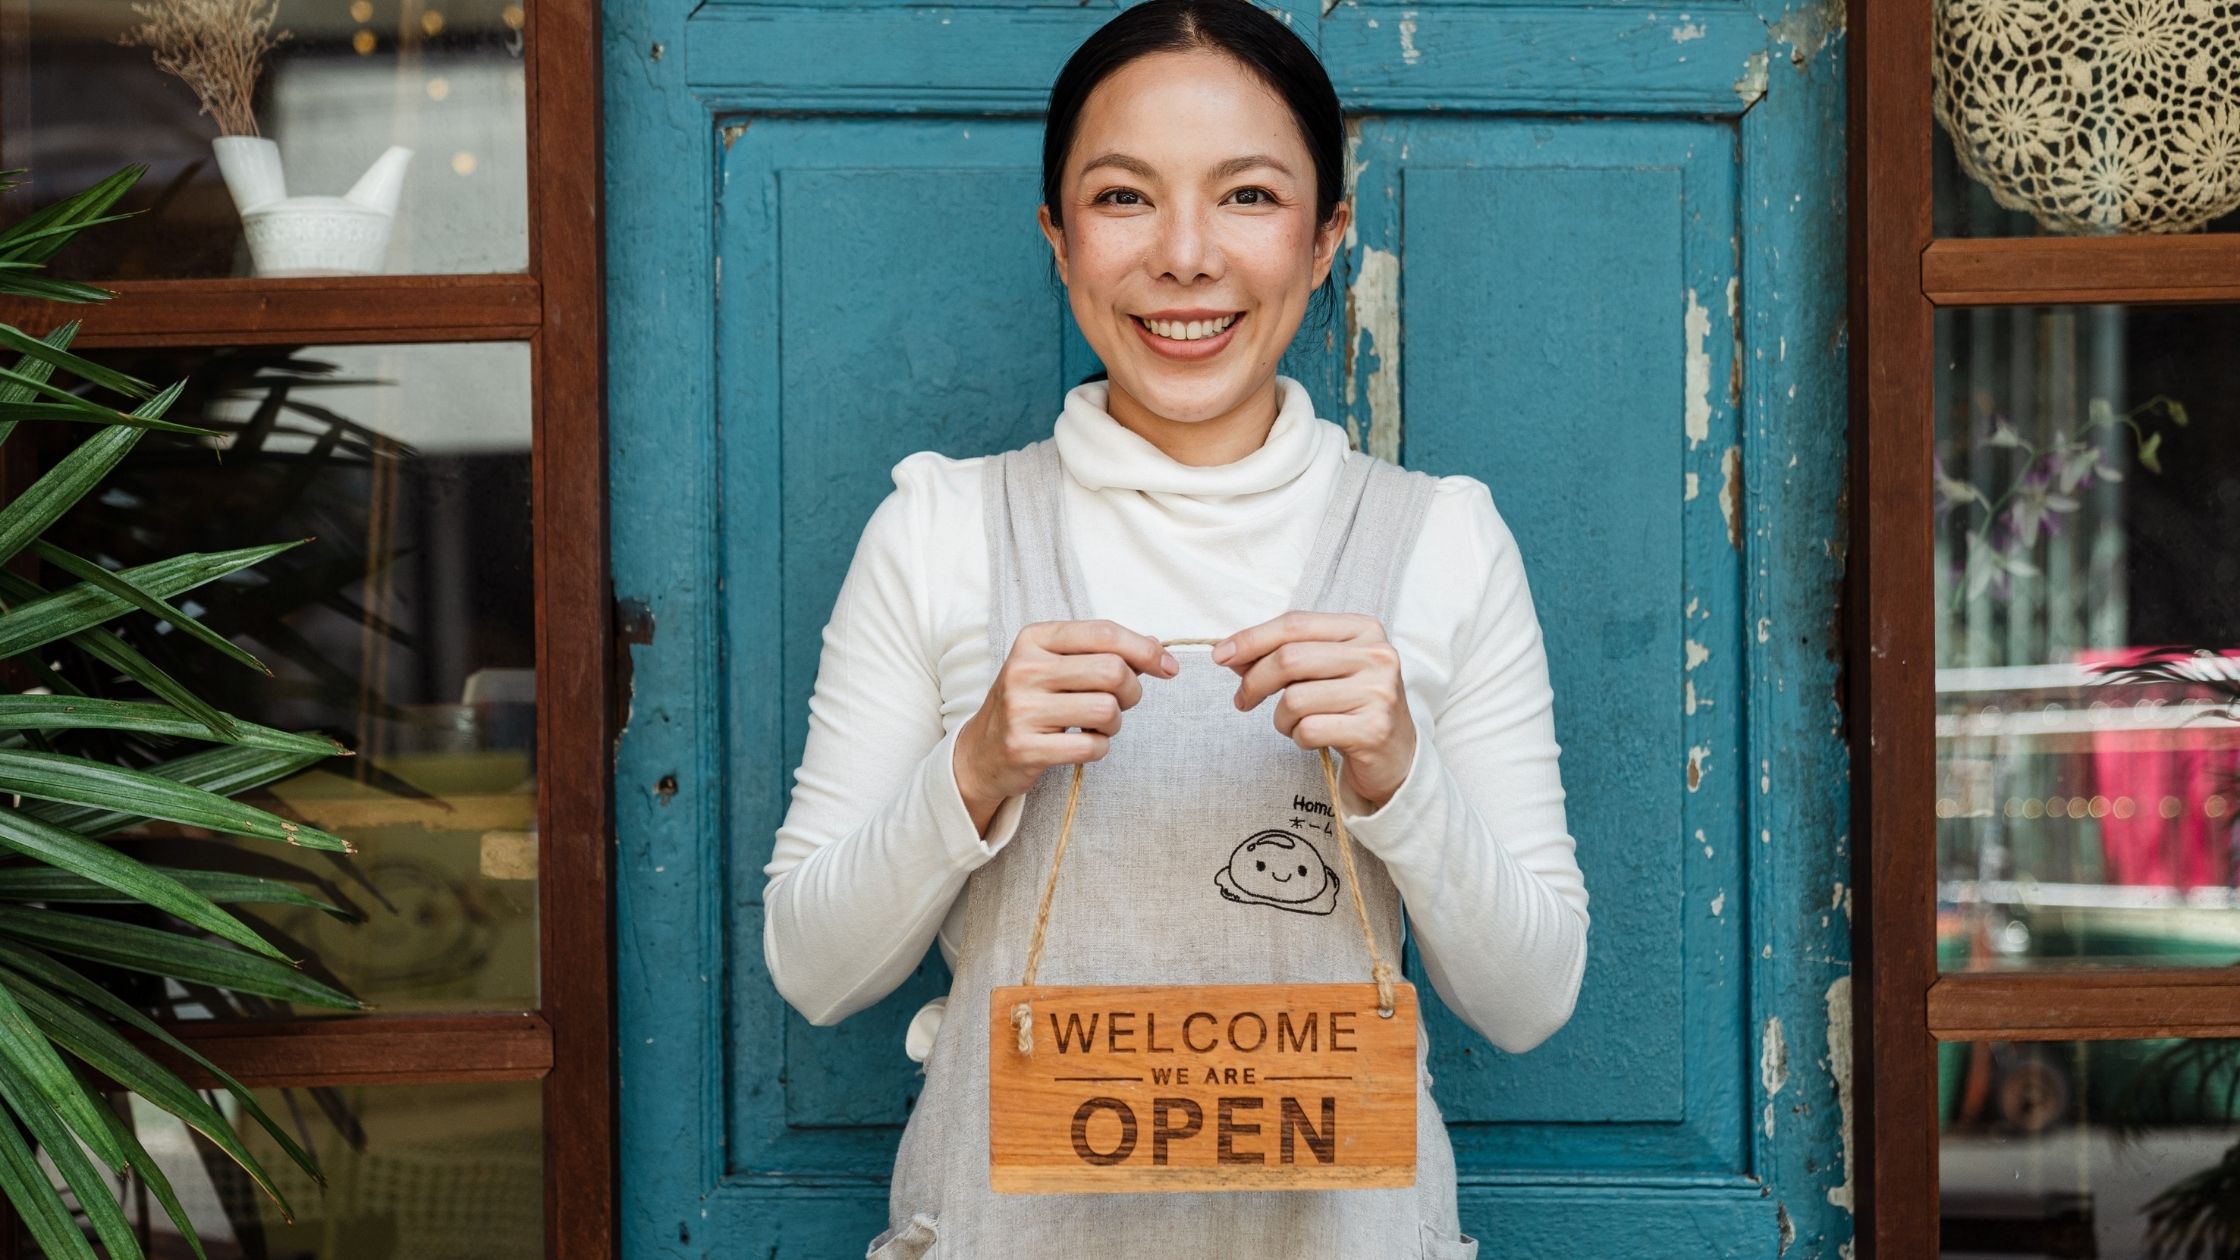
605;0;1854;1253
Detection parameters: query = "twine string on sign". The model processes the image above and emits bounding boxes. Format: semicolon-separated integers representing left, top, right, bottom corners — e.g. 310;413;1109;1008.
1011;636;1400;1055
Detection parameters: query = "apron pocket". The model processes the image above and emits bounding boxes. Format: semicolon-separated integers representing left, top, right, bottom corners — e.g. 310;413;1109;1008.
1418;1221;1480;1260
865;1212;939;1259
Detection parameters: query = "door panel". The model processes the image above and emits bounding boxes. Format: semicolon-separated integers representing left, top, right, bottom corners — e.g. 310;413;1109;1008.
610;0;1852;1252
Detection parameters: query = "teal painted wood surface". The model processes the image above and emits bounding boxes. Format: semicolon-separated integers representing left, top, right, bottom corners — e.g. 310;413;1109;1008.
606;0;1853;1252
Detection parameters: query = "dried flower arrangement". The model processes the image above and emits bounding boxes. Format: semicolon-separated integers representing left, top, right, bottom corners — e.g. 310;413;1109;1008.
118;0;292;137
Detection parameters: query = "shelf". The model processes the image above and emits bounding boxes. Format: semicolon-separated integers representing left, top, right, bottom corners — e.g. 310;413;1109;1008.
0;274;542;348
122;1012;553;1088
1924;236;2240;307
1927;968;2240;1040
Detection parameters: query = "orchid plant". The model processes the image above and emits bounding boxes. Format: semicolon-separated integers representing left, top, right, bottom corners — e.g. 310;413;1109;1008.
1935;393;2188;603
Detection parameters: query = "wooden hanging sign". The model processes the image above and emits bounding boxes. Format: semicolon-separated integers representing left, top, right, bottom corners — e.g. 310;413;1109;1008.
989;981;1418;1193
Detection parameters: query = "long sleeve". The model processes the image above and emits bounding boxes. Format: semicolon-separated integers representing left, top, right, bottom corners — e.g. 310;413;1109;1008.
1333;477;1591;1054
761;454;1025;1027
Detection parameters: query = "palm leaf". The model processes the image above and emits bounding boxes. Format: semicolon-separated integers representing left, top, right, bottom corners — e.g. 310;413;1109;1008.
0;809;291;959
0;1048;143;1259
31;539;273;677
0;568;243;741
0;943;323;1185
0;961;305;1219
0;696;343;756
0;749;352;852
25;745;331;839
0;165;144;269
0;539;304;662
0;1095;98;1260
0;322;80;450
80;1068;213;1260
0;388;161;565
0;864;354;921
0;971;131;1171
0;907;358;1009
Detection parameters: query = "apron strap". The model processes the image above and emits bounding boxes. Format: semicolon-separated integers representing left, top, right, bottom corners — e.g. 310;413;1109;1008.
1012;635;1399;1054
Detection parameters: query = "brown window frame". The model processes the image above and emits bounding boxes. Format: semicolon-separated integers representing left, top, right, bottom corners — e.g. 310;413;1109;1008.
1846;0;2240;1254
0;0;614;1253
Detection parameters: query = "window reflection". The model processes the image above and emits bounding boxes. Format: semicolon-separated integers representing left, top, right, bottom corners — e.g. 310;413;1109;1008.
36;341;538;1015
1941;1038;2240;1259
0;0;528;278
1935;305;2240;971
28;1080;542;1259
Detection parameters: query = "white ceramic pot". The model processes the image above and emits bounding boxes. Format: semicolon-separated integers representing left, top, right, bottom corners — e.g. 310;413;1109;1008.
210;136;414;275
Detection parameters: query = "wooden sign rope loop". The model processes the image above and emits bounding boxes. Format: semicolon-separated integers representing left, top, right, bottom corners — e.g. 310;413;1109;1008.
1011;635;1400;1055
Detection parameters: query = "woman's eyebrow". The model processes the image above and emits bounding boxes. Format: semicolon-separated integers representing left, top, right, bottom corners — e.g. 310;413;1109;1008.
1077;152;1297;181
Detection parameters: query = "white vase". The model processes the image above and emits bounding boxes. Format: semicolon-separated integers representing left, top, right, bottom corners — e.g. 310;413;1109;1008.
211;136;414;276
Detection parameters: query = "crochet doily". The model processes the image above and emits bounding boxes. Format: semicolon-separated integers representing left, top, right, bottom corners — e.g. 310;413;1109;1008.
1933;0;2240;233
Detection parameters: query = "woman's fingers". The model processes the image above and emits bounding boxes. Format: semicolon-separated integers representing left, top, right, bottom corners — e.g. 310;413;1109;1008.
1037;651;1145;709
1233;639;1376;711
1030;689;1125;737
1030;619;1177;679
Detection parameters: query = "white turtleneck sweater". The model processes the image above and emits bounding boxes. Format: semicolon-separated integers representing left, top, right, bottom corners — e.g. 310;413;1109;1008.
763;375;1590;1061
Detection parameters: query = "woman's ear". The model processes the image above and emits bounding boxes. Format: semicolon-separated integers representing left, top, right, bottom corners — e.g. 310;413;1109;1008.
1037;203;1070;285
1311;199;1352;289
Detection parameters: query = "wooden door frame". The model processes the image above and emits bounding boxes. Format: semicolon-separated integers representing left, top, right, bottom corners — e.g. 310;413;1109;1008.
1845;0;2240;1254
0;0;615;1251
609;0;1855;1252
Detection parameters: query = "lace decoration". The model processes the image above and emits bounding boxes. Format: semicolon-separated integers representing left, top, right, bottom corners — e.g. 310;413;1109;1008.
1933;0;2240;233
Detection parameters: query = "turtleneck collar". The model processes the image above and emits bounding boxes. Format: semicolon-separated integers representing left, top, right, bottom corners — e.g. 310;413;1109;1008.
1051;373;1341;497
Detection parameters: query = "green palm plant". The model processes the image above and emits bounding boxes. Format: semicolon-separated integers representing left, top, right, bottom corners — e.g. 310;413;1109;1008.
0;164;363;1255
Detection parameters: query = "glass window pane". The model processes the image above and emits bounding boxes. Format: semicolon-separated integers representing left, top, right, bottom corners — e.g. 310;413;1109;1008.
0;0;529;278
1930;0;2240;237
26;341;538;1015
1935;305;2240;972
1941;1037;2240;1258
27;1079;543;1258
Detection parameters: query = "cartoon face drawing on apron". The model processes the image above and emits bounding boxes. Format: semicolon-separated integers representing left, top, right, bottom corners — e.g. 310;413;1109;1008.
873;438;1480;1260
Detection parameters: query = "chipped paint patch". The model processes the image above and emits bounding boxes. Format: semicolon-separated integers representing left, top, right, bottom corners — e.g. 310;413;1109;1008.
1762;1014;1788;1137
1687;744;1710;790
1757;615;1771;643
1684;470;1700;500
1684;289;1712;449
1671;20;1706;41
1719;444;1744;549
1734;49;1769;105
1684;679;1697;715
1827;975;1855;1211
720;121;749;149
1709;889;1725;917
1777;1203;1796;1254
1398;9;1421;64
1346;247;1403;463
1685;639;1711;671
1342;119;1369;252
1771;0;1847;66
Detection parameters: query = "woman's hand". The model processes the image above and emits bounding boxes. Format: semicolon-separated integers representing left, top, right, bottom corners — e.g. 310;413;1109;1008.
1214;611;1416;811
954;619;1178;832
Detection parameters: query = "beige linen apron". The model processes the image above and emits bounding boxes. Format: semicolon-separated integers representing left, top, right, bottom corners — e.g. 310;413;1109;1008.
871;437;1478;1259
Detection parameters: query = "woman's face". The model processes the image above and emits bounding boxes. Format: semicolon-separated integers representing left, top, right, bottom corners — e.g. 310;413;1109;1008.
1039;48;1348;432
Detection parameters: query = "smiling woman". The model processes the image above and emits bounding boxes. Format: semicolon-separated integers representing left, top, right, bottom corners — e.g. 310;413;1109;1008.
759;2;1589;1257
1032;5;1349;463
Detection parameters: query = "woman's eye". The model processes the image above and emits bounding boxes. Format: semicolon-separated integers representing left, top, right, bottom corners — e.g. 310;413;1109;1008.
1092;188;1143;205
1230;186;1277;206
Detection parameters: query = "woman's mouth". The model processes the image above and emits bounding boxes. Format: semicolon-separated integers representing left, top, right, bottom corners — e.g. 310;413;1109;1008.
1131;311;1244;360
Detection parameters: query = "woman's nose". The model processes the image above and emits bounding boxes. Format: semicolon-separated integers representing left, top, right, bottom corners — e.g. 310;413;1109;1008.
1150;205;1219;282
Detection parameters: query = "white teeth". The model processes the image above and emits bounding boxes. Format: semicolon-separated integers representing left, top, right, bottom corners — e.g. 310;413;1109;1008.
1141;313;1238;341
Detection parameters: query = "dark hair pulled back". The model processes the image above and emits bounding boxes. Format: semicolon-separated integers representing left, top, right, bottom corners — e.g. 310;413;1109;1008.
1041;0;1347;361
